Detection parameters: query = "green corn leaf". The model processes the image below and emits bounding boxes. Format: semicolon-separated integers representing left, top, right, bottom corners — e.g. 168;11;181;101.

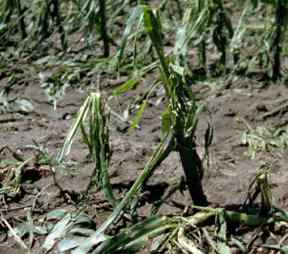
47;209;68;221
117;5;144;65
57;96;90;162
80;121;91;149
88;93;116;206
112;79;139;96
143;6;169;79
131;100;147;129
161;107;172;138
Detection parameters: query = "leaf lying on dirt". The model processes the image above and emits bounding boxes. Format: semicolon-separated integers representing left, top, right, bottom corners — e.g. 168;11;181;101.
13;99;34;113
40;209;99;253
12;223;47;238
46;209;69;221
0;91;34;114
42;213;73;251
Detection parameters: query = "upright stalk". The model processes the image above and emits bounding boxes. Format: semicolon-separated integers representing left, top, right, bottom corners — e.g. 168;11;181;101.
16;0;26;39
39;0;50;40
198;40;207;70
271;0;287;81
177;136;208;206
175;0;183;18
211;0;233;71
144;7;208;206
50;0;67;50
99;0;110;57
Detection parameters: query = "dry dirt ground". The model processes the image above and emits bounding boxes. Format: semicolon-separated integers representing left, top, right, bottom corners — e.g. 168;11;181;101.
1;77;288;252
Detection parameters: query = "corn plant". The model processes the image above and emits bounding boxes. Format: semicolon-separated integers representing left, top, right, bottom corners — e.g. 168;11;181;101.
0;157;32;198
146;6;212;206
270;0;288;80
244;163;273;215
117;4;211;206
229;0;251;72
0;0;27;39
250;0;288;80
174;0;233;75
210;0;234;69
0;0;124;54
98;0;109;56
241;125;288;159
57;92;116;206
73;0;113;55
59;11;211;252
28;0;67;50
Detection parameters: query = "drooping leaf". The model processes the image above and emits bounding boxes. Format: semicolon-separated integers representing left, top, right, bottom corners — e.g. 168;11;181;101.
131;100;147;129
161;107;172;137
117;5;145;65
112;79;139;96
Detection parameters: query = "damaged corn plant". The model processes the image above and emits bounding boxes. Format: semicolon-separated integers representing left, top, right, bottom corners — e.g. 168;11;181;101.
36;5;287;254
115;4;211;206
0;0;122;53
2;0;288;254
249;0;288;80
57;92;116;206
